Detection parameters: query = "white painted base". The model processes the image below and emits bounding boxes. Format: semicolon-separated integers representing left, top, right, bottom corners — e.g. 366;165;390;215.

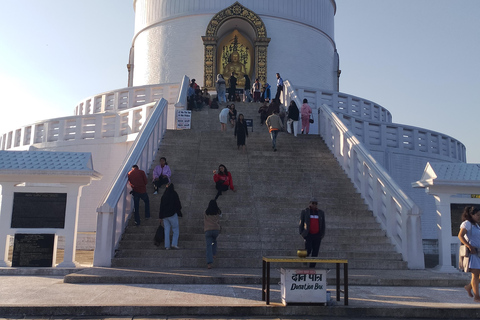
431;265;460;273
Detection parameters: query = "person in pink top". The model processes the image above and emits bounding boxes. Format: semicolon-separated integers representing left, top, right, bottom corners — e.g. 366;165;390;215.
300;98;313;134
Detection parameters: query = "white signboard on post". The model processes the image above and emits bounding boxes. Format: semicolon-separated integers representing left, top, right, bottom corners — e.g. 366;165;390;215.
177;110;191;129
281;268;327;304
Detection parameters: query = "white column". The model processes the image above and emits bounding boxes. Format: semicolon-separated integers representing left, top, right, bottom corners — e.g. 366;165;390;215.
0;183;15;267
93;206;115;267
432;193;457;272
56;185;82;268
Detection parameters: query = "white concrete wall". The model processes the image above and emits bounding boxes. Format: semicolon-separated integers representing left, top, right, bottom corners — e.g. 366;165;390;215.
9;139;134;249
132;0;337;90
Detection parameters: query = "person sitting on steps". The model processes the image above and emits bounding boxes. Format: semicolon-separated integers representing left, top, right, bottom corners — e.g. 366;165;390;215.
213;164;235;200
152;157;171;194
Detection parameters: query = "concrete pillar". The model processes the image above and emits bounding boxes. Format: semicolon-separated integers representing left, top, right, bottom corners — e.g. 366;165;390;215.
432;193;457;272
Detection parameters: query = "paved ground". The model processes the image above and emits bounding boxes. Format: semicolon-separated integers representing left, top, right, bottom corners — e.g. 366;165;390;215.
2;251;480;319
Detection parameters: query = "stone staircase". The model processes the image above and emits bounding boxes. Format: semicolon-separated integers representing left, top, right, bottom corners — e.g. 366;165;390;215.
111;102;407;270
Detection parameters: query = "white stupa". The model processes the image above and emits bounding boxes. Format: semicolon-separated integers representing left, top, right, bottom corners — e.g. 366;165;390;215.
0;1;469;268
128;0;339;91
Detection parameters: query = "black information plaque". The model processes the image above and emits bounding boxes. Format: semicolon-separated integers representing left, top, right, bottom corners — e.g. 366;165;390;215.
11;192;67;228
12;233;55;267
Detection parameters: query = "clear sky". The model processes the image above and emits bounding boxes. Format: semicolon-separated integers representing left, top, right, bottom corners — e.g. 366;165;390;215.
1;1;479;162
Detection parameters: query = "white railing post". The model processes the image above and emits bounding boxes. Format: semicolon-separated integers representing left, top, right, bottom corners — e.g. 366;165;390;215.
93;204;115;267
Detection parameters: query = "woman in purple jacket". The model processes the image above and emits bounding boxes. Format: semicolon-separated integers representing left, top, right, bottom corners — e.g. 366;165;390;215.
152;157;171;194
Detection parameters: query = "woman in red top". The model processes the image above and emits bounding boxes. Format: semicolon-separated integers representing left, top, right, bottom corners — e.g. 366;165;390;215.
213;164;235;200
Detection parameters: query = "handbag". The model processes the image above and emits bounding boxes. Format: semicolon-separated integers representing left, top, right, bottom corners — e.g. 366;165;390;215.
460;245;470;257
154;225;165;246
459;245;470;272
309;115;314;124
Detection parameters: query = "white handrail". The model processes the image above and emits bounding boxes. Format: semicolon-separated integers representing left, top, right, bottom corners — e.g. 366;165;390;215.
93;98;168;267
283;80;424;269
319;104;424;269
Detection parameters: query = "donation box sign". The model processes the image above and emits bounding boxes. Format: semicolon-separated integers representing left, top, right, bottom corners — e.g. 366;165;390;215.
281;268;327;304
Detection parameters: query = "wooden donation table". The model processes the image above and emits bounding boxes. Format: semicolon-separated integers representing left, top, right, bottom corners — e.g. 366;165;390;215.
262;256;348;305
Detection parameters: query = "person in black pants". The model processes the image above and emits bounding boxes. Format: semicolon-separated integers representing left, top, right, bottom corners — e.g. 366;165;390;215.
274;73;283;101
228;72;237;102
299;198;326;267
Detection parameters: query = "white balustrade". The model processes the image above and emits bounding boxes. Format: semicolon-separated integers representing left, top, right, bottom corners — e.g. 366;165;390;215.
1;105;158;150
338;114;466;162
319;104;424;269
94;99;168;267
0;76;191;150
284;83;393;124
283;80;424;269
283;81;466;163
74;83;181;115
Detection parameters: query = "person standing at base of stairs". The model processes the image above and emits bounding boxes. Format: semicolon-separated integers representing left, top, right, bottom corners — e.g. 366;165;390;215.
127;164;151;226
458;206;480;302
299;198;326;268
265;110;283;152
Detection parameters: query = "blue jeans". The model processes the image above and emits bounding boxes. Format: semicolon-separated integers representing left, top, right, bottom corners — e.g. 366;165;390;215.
270;130;279;149
244;90;253;102
133;192;150;225
205;230;220;264
164;213;179;248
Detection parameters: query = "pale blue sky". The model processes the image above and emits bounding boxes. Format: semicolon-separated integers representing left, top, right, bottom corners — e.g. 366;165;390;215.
1;1;479;162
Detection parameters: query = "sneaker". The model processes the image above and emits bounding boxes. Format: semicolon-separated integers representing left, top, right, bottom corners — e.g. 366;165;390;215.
274;148;277;152
207;264;213;269
153;191;158;195
165;247;170;250
171;246;180;250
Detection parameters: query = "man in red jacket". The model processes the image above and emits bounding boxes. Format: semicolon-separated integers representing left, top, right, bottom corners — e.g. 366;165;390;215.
128;164;150;226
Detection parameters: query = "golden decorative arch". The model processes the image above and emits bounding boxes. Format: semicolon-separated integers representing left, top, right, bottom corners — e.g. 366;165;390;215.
202;2;270;89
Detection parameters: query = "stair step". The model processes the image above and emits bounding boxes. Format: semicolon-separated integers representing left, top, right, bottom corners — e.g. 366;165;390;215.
112;102;408;271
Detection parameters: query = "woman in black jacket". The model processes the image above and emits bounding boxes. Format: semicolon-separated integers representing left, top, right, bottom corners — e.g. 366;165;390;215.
159;183;182;250
287;100;300;137
234;113;248;153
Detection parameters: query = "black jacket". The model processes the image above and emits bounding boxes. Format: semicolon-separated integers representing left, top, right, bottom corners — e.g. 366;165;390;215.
299;207;325;239
159;190;182;219
288;104;300;121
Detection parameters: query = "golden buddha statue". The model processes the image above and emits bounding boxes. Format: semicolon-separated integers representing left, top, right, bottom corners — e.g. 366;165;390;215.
223;51;246;87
